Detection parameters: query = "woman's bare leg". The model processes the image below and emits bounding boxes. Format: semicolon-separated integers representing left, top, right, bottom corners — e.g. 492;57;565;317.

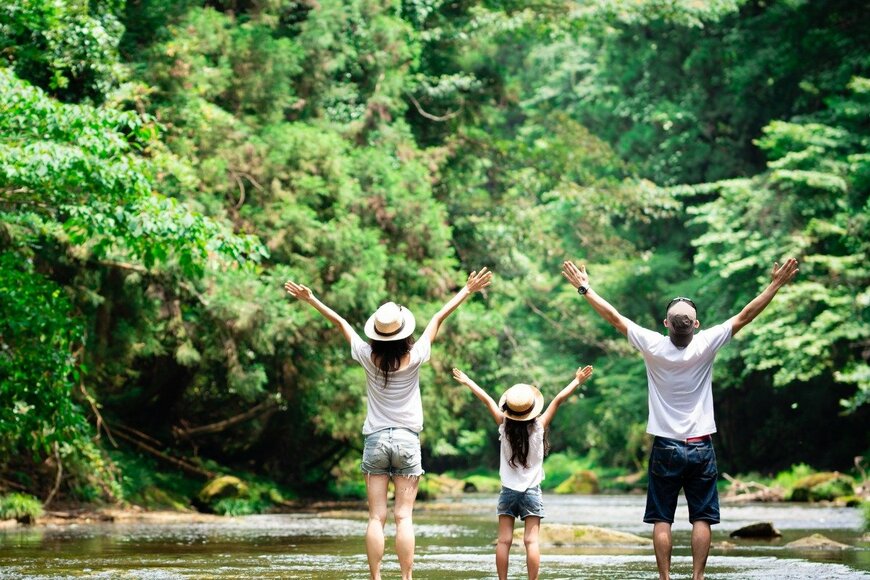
393;475;420;580
365;474;390;580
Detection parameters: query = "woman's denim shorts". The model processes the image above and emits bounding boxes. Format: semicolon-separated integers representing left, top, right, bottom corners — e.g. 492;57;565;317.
361;427;424;478
497;485;545;520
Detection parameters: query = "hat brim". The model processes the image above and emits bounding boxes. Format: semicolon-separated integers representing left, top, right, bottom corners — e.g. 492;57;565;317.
498;386;545;422
364;308;416;341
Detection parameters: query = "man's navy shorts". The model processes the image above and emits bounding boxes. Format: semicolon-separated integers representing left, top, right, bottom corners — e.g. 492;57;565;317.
644;436;720;525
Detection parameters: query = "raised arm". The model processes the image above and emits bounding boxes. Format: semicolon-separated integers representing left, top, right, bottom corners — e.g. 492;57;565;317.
562;261;630;336
284;281;355;343
729;258;799;336
452;368;503;426
539;365;593;429
422;267;493;344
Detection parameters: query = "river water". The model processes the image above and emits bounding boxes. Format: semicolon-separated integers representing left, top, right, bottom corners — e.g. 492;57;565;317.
0;494;867;579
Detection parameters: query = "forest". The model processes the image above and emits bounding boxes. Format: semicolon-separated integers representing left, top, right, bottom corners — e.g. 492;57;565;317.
1;0;868;512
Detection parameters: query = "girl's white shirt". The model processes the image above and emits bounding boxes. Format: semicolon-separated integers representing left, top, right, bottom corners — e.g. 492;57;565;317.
498;419;545;491
351;331;431;435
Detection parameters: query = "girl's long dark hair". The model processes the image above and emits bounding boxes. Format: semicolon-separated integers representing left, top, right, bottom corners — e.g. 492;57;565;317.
504;417;551;469
370;337;414;387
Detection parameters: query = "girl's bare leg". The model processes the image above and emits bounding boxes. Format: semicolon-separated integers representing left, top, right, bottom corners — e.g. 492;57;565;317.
523;516;541;580
496;515;515;580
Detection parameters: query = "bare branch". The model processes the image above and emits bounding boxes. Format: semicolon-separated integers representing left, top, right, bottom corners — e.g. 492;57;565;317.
173;397;277;439
407;94;461;122
43;442;63;507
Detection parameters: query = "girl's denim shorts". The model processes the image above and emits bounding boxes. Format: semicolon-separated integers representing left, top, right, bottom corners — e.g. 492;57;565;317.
361;427;424;478
497;485;545;520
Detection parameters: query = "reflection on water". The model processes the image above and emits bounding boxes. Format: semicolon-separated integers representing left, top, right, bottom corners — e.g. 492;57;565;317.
0;494;867;579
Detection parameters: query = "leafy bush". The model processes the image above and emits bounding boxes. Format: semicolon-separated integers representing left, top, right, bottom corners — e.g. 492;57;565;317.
0;493;43;524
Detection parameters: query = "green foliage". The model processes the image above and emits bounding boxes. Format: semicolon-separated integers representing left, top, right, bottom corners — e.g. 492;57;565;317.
0;0;124;101
0;253;90;456
110;450;199;509
686;78;870;410
1;0;867;505
0;493;43;523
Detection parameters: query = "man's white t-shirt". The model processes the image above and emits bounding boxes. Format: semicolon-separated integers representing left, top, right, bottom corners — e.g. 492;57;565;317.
498;419;545;491
626;320;732;439
350;332;431;435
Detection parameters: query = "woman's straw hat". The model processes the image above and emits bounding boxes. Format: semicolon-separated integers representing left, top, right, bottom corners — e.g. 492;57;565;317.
364;302;416;341
498;384;544;421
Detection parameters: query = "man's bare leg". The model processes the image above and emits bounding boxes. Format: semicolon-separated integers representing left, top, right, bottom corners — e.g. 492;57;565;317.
653;521;672;580
691;520;712;580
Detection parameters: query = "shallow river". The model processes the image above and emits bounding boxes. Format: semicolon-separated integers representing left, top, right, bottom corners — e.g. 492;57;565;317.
0;494;867;579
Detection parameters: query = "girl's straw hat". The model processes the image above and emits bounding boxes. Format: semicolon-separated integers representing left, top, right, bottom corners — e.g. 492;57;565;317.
364;302;416;341
498;384;544;421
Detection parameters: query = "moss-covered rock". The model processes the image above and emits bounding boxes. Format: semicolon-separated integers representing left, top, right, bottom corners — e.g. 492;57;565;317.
554;470;599;494
462;474;501;494
198;476;249;507
133;485;191;511
789;472;855;502
420;473;464;499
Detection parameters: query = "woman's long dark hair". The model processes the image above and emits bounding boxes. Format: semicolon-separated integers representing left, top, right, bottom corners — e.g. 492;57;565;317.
370;336;414;387
504;417;551;469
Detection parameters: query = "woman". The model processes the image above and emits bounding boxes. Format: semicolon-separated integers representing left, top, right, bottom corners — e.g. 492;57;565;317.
284;267;492;580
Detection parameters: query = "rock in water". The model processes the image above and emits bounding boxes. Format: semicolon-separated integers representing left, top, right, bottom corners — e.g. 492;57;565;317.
729;522;782;538
785;533;850;550
513;524;652;546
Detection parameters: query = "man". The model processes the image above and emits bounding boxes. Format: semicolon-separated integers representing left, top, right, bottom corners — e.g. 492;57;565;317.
561;258;799;580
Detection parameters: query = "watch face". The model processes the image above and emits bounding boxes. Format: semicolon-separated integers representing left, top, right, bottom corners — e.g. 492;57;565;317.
578;285;588;295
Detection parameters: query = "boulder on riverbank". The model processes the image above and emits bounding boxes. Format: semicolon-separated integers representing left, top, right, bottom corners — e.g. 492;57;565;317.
420;474;464;498
512;524;651;547
197;476;249;511
554;471;600;494
785;533;850;550
729;522;782;538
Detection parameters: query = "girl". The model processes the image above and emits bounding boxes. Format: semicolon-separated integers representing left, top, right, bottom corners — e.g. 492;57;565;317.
452;365;593;580
284;267;492;580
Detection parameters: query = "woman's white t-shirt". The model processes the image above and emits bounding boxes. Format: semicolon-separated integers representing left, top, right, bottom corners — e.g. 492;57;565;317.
499;419;545;491
350;331;431;435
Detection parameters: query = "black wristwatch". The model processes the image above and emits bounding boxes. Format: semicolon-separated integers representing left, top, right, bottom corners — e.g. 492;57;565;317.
577;284;590;295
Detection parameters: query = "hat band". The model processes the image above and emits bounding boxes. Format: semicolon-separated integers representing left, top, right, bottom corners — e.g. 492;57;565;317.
375;318;405;337
504;401;534;415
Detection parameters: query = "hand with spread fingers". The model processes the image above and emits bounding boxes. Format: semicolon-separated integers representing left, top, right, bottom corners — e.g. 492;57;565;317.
466;267;493;294
771;258;799;288
561;261;589;290
575;365;594;385
283;280;314;302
